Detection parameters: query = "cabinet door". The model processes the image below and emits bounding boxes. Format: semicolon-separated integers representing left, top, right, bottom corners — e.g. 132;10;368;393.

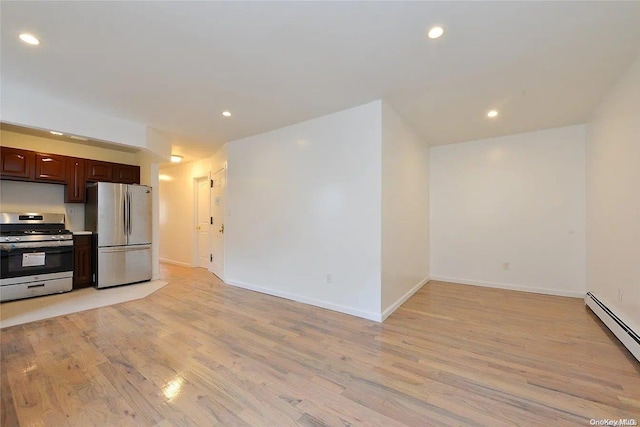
65;158;86;203
35;153;67;182
73;235;93;288
86;160;113;182
0;147;35;180
113;164;140;184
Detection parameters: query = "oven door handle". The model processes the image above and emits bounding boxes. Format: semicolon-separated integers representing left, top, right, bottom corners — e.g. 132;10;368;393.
0;241;73;250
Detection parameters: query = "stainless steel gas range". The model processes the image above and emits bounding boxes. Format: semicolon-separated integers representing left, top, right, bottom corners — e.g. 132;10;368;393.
0;213;74;302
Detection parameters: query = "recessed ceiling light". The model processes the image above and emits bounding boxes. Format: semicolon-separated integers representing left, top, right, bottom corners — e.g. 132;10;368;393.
222;111;231;117
427;26;444;39
19;33;40;45
170;155;183;163
70;135;89;141
50;131;63;136
487;110;499;118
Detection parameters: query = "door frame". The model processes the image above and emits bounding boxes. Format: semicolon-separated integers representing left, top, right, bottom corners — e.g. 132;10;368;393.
192;174;211;268
209;166;226;280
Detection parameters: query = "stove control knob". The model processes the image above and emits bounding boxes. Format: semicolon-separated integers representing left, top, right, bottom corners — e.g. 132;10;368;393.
12;237;20;242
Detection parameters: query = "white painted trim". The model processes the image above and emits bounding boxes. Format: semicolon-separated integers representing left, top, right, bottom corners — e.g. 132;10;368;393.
209;167;227;282
193;175;211;269
430;276;584;298
381;276;430;321
225;279;381;322
219;154;229;283
585;292;640;362
159;258;192;267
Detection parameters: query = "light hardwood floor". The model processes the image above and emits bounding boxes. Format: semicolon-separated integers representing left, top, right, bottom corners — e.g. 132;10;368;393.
2;264;639;426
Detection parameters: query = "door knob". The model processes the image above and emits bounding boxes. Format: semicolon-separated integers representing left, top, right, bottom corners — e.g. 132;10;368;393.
196;226;201;230
219;224;224;234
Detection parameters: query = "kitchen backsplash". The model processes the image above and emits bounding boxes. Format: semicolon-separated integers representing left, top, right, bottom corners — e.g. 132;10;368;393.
0;180;86;231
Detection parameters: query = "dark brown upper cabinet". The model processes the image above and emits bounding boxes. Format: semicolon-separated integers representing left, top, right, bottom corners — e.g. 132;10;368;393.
2;148;141;202
113;164;140;184
85;160;113;182
65;157;86;203
0;147;35;180
35;153;67;182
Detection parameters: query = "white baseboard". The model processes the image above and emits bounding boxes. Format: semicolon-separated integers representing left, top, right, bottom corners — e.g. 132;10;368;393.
430;275;584;298
381;276;430;321
159;258;192;267
209;268;225;282
225;279;381;322
585;292;640;362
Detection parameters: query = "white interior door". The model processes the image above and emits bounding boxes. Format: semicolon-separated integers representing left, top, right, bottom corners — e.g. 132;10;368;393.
196;177;210;269
210;168;226;280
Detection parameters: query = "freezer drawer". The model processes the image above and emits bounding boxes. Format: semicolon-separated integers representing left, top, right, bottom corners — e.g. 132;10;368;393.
97;245;151;289
0;276;72;302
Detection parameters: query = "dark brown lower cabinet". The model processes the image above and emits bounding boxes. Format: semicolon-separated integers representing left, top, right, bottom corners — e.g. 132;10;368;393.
73;234;93;289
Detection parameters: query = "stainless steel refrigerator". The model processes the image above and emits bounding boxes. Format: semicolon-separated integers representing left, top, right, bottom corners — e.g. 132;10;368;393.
85;182;152;288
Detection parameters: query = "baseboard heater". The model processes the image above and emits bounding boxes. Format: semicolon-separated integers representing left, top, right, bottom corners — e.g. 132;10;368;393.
585;292;640;362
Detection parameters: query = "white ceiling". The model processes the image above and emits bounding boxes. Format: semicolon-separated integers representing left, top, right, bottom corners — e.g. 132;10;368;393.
2;1;640;160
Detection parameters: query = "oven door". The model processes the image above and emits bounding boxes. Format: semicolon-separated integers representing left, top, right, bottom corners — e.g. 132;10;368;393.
0;241;74;282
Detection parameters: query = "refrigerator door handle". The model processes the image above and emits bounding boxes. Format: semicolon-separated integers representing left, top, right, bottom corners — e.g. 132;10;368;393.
125;190;131;235
123;190;128;237
127;190;132;236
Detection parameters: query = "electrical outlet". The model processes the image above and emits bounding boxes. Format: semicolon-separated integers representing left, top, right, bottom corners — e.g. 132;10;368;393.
326;274;333;283
503;262;510;270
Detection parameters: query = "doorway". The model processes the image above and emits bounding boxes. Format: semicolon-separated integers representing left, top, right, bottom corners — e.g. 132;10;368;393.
210;168;226;280
194;176;210;269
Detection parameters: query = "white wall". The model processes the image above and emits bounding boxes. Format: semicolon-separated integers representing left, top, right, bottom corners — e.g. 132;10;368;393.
1;83;148;149
381;102;430;318
145;127;172;161
226;101;382;320
2;84;171;160
0;181;85;231
586;57;640;330
138;152;162;280
430;125;586;297
158;146;227;267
